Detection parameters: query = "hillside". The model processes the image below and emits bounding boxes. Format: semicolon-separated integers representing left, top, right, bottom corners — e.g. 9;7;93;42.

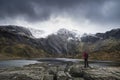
0;25;48;59
77;29;120;61
0;25;120;61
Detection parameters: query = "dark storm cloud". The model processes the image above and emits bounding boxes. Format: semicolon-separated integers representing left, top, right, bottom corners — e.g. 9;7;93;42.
84;0;120;25
0;0;120;24
0;0;83;21
0;0;51;21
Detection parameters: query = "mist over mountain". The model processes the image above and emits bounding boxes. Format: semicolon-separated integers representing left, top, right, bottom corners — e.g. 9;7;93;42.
28;28;45;38
0;25;120;60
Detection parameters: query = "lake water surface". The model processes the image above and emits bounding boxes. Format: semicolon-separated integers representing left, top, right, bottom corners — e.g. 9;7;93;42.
0;60;40;68
0;58;119;68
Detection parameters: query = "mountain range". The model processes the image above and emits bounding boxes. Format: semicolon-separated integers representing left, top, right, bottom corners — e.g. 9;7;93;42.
0;25;120;61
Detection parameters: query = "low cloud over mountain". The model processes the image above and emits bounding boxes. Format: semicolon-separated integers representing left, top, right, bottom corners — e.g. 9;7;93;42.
0;0;120;37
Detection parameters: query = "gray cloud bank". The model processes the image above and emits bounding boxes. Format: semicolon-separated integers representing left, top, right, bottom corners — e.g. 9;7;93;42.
0;0;120;25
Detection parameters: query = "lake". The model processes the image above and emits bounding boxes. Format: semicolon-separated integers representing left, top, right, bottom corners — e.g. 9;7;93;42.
0;58;120;68
0;59;40;68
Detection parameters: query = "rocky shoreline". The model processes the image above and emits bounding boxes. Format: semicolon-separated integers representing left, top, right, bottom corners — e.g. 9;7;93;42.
0;61;120;80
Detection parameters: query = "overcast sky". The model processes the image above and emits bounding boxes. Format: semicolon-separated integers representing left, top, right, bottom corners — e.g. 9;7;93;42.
0;0;120;37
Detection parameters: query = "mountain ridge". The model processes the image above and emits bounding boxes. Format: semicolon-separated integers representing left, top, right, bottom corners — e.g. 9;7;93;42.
0;25;120;60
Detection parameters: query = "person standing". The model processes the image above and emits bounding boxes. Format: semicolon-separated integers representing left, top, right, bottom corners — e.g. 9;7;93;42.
83;51;89;68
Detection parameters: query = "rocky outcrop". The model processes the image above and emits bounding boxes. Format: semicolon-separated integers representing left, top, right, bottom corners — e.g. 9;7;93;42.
0;62;120;80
